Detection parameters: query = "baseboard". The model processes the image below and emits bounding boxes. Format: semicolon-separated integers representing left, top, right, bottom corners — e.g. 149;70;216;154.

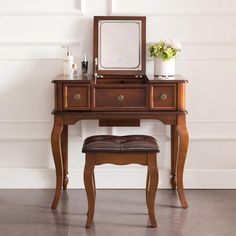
0;168;236;189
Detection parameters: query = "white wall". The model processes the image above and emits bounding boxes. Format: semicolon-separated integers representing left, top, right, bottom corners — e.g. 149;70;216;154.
0;0;236;189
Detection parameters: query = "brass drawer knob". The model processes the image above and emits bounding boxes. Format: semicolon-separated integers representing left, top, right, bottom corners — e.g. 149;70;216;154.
73;93;81;101
117;95;124;101
159;93;167;101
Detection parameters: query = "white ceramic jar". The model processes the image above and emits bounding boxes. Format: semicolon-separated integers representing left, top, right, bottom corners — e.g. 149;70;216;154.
154;58;175;77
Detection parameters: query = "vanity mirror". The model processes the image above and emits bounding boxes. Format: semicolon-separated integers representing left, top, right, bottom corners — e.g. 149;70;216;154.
94;16;146;75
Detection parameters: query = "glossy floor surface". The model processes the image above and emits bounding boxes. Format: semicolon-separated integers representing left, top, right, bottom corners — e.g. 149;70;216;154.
0;190;235;236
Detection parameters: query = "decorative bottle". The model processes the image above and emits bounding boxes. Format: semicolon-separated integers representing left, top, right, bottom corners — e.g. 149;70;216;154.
62;46;74;76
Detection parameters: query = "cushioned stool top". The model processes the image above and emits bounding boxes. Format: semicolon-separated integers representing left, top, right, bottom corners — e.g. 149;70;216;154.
82;135;159;153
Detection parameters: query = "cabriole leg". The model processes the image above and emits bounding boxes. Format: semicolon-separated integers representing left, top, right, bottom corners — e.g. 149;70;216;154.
51;116;64;209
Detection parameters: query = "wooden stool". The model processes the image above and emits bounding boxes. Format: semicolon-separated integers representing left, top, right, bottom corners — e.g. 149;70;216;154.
82;135;159;228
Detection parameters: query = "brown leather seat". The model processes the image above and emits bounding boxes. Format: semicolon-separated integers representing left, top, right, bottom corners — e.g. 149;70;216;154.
82;135;160;153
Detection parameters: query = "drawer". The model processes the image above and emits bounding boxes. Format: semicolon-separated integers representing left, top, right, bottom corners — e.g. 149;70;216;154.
92;86;148;111
150;84;177;110
63;84;90;110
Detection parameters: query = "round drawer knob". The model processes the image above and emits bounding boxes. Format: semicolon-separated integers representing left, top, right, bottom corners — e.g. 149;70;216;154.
159;93;167;101
73;93;81;101
117;95;124;101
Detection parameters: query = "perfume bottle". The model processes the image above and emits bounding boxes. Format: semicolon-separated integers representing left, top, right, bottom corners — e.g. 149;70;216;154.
81;54;88;75
72;64;78;78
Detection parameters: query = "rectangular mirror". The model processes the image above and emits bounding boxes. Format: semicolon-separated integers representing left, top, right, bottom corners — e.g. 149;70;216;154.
94;16;146;75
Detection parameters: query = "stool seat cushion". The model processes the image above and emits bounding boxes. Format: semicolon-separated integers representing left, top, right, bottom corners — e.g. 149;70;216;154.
82;135;159;153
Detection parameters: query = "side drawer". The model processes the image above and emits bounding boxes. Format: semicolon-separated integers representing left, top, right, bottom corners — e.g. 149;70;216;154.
92;86;148;111
63;84;90;110
150;84;177;110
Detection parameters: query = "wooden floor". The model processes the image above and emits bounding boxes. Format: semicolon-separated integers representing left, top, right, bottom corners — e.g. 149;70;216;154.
0;190;235;236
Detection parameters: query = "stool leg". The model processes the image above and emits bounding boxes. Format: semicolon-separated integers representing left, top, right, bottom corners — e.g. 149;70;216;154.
147;152;158;228
86;172;96;216
146;170;150;209
84;155;95;228
92;172;96;200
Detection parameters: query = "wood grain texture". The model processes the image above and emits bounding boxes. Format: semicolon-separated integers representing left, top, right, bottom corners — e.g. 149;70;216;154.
92;85;148;111
84;156;96;228
177;83;186;111
84;151;158;228
147;152;158;227
146;169;150;207
63;84;90;111
51;115;63;209
61;125;68;190
177;114;189;208
51;75;188;208
99;119;140;127
170;125;178;189
150;84;177;110
93;16;146;76
92;152;148;166
54;83;63;112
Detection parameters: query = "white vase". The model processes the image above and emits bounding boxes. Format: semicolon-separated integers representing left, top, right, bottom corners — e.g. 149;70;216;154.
154;58;175;77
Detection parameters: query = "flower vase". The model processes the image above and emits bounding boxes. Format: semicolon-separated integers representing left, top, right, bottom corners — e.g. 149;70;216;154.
154;58;175;77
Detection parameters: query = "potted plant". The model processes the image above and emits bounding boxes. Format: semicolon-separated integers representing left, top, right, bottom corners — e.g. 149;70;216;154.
149;39;181;77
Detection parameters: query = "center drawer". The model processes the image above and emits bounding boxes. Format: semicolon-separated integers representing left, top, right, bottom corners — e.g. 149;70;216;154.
92;86;148;111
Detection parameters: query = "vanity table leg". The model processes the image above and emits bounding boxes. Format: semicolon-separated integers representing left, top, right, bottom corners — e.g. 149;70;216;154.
61;125;69;190
177;115;189;209
171;125;178;189
51;116;64;209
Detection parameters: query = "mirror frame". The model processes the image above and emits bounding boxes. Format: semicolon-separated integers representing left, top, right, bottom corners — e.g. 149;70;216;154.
93;16;146;76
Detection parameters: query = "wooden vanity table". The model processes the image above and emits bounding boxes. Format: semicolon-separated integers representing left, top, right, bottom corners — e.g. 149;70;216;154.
50;16;189;210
